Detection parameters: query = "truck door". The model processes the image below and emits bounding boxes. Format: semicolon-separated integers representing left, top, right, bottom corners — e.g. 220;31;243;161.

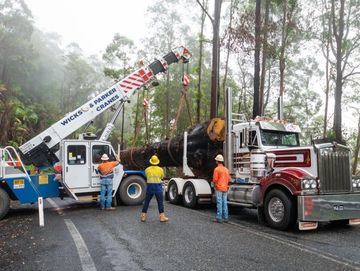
63;142;90;188
90;143;113;188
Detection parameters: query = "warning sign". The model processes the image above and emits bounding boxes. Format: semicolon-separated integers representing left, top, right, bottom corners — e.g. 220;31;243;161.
39;175;48;185
13;179;25;189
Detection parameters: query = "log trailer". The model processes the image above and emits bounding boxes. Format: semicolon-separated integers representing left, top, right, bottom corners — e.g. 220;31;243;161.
163;88;360;231
0;46;191;220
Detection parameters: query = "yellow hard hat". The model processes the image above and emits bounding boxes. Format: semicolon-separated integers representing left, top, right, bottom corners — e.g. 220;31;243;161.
215;154;224;162
149;155;160;165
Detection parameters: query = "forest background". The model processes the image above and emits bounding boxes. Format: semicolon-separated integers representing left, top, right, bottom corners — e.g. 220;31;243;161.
0;0;359;174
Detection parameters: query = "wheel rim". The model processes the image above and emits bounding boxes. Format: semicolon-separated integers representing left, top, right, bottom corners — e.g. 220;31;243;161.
169;184;178;200
127;183;142;199
268;197;285;223
184;186;194;203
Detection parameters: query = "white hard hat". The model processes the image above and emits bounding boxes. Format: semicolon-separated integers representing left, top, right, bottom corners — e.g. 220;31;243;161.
101;154;110;161
215;154;224;162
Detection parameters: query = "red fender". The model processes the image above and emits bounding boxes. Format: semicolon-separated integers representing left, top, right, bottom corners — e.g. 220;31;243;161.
260;167;311;203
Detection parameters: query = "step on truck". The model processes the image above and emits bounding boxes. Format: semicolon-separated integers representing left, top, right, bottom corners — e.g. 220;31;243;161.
166;88;360;230
0;46;192;220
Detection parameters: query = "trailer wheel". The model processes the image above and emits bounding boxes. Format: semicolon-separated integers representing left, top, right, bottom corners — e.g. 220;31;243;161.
118;175;146;206
182;183;197;208
167;181;180;204
0;188;10;220
264;189;296;230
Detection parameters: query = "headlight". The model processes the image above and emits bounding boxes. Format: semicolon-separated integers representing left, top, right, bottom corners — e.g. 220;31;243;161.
352;177;360;191
301;177;317;192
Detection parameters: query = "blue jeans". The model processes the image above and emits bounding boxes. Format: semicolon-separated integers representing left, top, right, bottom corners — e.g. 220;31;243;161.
215;190;228;221
100;178;113;209
142;191;164;213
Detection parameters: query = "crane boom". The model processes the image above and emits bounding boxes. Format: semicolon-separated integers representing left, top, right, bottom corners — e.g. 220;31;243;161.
20;46;191;166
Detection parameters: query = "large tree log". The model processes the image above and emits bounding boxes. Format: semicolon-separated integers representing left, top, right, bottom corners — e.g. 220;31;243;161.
120;118;225;178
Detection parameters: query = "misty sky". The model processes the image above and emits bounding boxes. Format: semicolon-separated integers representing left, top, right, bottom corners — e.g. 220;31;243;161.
25;0;153;55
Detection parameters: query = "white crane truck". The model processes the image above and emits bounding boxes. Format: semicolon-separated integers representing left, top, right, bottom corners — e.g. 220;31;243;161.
166;88;360;230
0;46;191;220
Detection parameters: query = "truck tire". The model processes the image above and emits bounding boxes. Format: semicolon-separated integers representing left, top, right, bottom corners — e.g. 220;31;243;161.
118;175;146;206
264;189;296;230
182;183;197;208
167;181;180;204
0;188;10;220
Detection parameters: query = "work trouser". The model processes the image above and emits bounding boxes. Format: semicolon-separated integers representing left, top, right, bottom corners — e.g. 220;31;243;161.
100;177;113;209
215;190;228;221
142;183;164;213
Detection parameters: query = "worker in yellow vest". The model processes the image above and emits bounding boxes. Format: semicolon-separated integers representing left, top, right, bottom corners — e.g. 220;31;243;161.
140;155;169;222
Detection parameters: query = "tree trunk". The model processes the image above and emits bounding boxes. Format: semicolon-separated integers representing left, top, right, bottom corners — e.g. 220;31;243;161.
264;60;272;111
332;0;345;143
279;0;287;100
323;39;330;138
259;0;270;116
252;0;261;119
210;0;222;119
197;0;207;124
221;0;234;116
120;120;224;178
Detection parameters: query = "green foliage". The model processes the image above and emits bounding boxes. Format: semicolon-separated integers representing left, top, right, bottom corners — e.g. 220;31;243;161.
0;0;358;177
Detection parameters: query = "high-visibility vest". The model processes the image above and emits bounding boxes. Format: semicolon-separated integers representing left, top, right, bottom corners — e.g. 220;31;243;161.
145;166;164;183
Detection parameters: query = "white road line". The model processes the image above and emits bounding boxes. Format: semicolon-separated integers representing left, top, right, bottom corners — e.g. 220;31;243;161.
64;219;97;271
46;198;64;215
172;205;360;270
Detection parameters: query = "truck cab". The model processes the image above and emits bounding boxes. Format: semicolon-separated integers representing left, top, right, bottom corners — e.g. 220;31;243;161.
59;137;147;206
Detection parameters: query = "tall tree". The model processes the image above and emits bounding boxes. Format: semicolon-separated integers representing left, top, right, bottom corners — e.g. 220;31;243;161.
252;0;261;119
146;0;183;139
0;0;34;145
196;0;222;119
196;0;208;124
326;0;360;143
277;0;297;119
102;34;135;146
259;0;270;116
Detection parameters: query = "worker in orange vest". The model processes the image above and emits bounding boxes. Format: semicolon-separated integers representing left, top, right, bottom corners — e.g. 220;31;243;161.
212;154;231;223
98;154;120;210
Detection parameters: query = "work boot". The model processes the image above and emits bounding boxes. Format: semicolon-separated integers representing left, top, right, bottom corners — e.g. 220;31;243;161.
159;213;169;222
140;212;147;222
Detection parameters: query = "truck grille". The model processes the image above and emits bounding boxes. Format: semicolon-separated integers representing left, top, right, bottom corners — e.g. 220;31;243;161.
317;144;352;193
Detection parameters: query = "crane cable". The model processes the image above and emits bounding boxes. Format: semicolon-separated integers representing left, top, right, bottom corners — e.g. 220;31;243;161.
169;62;193;138
132;90;150;147
166;62;193;166
129;90;150;168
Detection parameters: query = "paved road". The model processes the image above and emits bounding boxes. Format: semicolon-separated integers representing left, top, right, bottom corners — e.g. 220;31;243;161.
1;198;360;271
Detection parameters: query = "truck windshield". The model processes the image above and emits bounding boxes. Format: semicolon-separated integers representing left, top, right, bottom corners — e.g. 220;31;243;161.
260;130;300;147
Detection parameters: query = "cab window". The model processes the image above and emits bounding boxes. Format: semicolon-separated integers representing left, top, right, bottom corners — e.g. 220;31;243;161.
67;145;86;165
92;145;115;163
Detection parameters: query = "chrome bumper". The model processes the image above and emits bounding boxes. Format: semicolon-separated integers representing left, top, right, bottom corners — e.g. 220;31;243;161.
298;193;360;221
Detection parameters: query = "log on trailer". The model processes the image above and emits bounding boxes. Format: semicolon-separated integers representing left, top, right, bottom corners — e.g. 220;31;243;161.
120;118;225;178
